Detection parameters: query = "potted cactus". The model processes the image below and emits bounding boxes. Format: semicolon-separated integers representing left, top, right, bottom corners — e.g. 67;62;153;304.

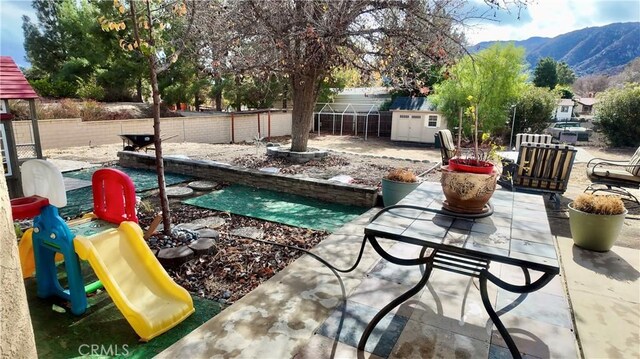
568;193;627;252
381;168;420;207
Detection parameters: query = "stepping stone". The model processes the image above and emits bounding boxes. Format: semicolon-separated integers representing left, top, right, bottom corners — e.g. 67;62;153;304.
157;246;194;267
328;174;353;184
188;237;218;255
166;186;194;198
191;216;225;229
188;180;217;191
176;222;206;231
230;227;264;240
259;167;280;174
196;228;220;239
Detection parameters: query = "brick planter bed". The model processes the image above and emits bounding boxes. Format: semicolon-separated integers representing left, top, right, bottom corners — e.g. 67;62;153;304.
118;151;378;208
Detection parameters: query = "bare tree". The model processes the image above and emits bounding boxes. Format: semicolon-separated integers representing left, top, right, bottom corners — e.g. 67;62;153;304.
101;0;197;234
195;0;525;152
573;75;610;97
610;57;640;88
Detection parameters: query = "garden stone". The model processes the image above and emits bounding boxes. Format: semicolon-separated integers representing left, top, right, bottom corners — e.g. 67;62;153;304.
177;222;206;231
196;228;220;239
157;246;194;267
188;180;217;191
166;186;194;198
192;216;225;229
230;227;264;240
188;237;218;255
171;227;198;243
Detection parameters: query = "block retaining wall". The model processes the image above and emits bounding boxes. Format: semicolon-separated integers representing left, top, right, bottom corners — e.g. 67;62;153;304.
12;112;292;150
118;151;378;208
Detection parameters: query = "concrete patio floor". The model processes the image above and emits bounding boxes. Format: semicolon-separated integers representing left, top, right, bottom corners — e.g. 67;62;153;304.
156;203;639;359
155;145;640;359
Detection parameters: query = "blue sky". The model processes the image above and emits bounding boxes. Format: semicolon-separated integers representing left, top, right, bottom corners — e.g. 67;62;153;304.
466;0;640;44
1;0;639;68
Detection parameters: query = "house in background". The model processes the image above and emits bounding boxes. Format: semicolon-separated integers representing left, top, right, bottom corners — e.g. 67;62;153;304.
554;98;575;121
389;97;447;144
574;97;597;116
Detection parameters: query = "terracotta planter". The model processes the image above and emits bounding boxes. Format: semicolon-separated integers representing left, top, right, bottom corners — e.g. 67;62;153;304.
440;165;499;214
568;203;627;252
381;178;420;207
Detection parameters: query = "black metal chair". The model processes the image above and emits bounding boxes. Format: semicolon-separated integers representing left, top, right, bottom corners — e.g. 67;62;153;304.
584;146;640;204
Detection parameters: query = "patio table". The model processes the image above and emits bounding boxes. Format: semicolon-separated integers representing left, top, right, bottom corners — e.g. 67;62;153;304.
358;182;558;359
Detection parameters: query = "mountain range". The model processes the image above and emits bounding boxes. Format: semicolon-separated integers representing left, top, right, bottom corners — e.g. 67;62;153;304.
471;22;640;76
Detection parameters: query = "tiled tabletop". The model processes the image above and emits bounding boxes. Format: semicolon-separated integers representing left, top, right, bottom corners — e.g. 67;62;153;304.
365;182;559;273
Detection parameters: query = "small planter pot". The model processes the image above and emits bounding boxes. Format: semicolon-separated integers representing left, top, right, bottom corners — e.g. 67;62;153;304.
568;202;627;252
381;178;419;207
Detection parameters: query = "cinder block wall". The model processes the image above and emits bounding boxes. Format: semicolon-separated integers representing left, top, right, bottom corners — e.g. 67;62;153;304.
11;112;292;149
118;151;378;208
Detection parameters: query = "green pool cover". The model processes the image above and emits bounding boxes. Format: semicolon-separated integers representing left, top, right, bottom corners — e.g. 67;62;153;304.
60;166;192;218
63;166;192;192
183;184;367;232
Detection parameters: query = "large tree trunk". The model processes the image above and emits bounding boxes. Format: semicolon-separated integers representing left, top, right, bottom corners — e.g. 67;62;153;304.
282;82;288;111
135;77;143;102
148;56;172;235
214;90;222;111
290;74;319;152
235;75;242;112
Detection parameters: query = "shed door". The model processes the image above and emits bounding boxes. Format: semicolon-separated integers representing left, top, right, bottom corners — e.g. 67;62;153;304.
406;115;423;142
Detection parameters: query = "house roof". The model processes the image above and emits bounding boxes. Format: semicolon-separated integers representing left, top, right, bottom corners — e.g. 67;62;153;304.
338;87;391;96
575;97;597;106
0;56;38;99
558;99;574;106
389;97;437;111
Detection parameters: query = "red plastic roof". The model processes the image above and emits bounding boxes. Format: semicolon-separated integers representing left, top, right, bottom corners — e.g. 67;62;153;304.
0;56;38;99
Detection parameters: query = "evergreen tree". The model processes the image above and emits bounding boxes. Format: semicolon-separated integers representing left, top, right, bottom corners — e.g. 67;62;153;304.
556;61;576;86
533;57;558;89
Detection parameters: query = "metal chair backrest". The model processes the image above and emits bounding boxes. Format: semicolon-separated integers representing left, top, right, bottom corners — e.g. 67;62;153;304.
513;143;577;194
515;134;552;151
438;129;456;165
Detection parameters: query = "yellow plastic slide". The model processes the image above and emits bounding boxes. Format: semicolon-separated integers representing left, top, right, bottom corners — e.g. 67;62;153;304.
74;221;194;341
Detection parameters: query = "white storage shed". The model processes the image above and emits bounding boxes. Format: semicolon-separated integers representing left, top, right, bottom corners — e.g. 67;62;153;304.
390;97;447;144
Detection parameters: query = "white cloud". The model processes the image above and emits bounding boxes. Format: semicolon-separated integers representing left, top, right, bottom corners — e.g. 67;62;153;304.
466;0;640;44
